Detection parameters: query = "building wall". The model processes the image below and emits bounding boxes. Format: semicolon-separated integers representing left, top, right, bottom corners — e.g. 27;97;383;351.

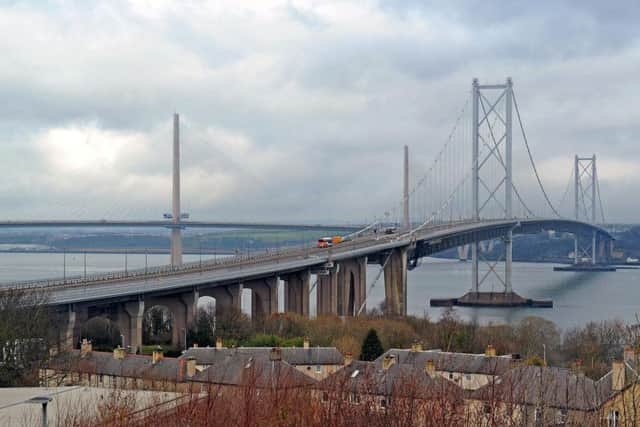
601;384;640;427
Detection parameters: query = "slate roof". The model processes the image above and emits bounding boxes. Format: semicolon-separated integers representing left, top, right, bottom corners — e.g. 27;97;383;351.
48;350;188;383
191;354;316;389
471;365;601;411
375;349;515;376
316;360;462;400
181;346;344;366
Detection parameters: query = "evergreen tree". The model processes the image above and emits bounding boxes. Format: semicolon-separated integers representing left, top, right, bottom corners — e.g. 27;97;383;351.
360;329;384;361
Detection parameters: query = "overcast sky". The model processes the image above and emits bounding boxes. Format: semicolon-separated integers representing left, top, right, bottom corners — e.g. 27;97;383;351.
1;1;639;223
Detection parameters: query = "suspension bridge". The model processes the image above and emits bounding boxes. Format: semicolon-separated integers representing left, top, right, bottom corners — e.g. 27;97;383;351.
3;78;613;353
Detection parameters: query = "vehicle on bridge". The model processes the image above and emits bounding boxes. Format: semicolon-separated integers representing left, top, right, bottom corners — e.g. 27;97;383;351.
317;236;343;248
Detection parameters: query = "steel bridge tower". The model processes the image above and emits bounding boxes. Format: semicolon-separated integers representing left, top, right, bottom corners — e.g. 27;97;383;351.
573;155;598;264
170;113;183;266
470;78;514;294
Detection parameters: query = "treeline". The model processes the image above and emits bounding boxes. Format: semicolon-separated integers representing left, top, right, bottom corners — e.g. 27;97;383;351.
180;306;636;379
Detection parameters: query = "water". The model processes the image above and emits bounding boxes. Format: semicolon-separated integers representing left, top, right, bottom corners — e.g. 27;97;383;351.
2;253;638;331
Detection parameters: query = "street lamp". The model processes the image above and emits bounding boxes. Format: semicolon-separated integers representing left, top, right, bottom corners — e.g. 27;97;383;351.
26;395;52;427
199;234;203;271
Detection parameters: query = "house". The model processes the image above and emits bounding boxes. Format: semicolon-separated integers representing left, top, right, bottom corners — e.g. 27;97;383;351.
597;346;640;427
181;337;344;380
315;358;464;424
40;340;197;393
469;364;602;426
190;347;317;391
375;344;518;391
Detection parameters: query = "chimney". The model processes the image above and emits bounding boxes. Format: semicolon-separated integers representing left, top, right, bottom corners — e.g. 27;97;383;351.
216;336;223;349
411;342;423;352
574;359;583;375
303;337;310;349
186;357;197;378
80;339;92;357
624;346;635;364
270;347;282;362
382;355;396;370
425;359;436;377
152;347;164;365
485;344;497;357
612;360;625;392
344;352;353;366
193;343;199;348
113;346;126;360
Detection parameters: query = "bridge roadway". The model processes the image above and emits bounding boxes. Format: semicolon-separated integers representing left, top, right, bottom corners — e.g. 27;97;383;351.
18;218;610;353
16;217;611;307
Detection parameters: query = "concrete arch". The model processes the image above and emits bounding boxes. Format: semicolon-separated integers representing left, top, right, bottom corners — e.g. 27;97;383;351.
143;304;174;346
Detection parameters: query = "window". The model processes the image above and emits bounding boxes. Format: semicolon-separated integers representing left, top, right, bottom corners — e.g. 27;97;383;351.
315;365;322;373
348;393;361;405
556;409;567;425
607;410;620;427
534;407;543;427
465;374;472;381
321;392;329;402
448;373;454;379
482;403;492;415
379;397;390;409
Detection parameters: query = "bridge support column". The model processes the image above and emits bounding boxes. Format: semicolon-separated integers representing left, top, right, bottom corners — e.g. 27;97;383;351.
384;248;407;316
204;283;243;316
284;271;310;316
317;269;338;316
118;299;144;354
63;305;87;350
244;278;278;319
336;257;367;316
457;245;469;261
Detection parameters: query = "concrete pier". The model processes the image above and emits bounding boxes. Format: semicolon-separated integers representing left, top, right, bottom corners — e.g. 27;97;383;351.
431;291;552;308
383;248;407;316
244;278;279;319
284;271;310;316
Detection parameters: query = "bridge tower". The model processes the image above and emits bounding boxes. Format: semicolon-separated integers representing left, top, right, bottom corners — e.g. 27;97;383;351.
170;113;183;266
573;155;598;264
470;77;514;295
403;145;410;230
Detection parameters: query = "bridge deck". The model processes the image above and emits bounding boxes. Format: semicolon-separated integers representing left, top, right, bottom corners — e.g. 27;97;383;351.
4;218;612;306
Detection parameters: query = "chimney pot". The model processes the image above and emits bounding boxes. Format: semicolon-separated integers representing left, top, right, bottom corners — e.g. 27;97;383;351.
425;359;436;376
485;344;497;357
411;342;423;352
270;347;282;361
612;360;625;392
113;346;126;360
80;339;92;357
344;352;353;366
303;337;310;349
216;337;223;350
152;346;164;365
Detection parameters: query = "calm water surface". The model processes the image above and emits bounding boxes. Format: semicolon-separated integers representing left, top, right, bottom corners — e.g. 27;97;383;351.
1;253;638;331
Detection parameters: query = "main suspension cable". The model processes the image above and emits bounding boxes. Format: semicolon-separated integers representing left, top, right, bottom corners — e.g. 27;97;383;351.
512;90;562;218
